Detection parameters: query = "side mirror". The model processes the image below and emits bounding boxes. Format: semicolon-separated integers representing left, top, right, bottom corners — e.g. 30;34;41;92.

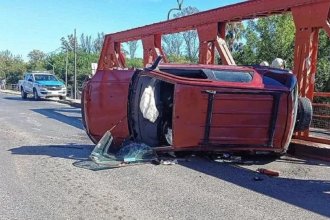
28;78;33;82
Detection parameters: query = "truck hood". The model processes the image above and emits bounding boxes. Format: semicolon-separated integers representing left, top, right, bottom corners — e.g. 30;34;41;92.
36;80;64;86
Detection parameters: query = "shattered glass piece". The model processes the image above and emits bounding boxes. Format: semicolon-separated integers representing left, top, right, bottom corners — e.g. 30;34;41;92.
90;131;117;164
73;160;121;171
74;131;158;170
116;143;157;162
73;160;145;171
165;128;173;145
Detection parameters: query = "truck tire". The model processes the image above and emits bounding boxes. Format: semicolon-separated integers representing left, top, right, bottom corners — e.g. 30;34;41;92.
21;87;27;99
33;88;40;101
294;97;312;131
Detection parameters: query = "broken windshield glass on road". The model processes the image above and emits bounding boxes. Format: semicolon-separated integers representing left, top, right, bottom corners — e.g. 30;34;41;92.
73;131;158;171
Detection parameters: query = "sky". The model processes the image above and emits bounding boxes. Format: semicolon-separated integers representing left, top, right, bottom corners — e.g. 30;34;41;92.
0;0;244;60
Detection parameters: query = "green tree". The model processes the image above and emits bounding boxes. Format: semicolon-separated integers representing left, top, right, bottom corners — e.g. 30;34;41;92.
126;58;143;69
316;30;330;92
80;33;93;53
0;50;26;84
174;6;200;63
226;22;244;52
126;41;138;59
234;14;295;67
162;33;183;57
27;49;47;71
93;32;105;54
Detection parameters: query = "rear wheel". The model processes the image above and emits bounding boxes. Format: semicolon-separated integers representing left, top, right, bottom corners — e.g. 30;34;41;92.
21;87;27;99
33;88;40;101
294;97;312;131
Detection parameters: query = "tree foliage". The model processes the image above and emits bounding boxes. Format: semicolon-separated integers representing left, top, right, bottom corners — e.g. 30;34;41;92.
163;6;199;62
233;14;329;92
0;50;26;84
234;14;295;67
126;58;143;69
126;41;138;59
316;30;330;92
226;22;244;52
27;49;47;71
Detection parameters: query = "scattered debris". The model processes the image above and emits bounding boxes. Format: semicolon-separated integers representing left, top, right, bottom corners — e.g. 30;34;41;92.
212;154;255;165
223;153;231;159
257;168;280;177
253;176;264;181
160;159;178;165
230;156;242;163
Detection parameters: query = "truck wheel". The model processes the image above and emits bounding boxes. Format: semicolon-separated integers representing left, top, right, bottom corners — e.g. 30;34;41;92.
21;87;27;99
33;88;40;101
294;97;312;131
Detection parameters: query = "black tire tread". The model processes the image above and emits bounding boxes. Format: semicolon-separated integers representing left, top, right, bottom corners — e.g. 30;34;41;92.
294;97;312;131
21;87;27;99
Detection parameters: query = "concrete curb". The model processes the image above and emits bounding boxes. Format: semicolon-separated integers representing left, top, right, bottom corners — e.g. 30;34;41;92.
0;90;81;108
57;99;81;108
0;89;20;95
288;139;330;162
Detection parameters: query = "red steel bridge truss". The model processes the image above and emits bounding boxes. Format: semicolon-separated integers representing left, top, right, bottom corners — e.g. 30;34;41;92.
98;0;330;145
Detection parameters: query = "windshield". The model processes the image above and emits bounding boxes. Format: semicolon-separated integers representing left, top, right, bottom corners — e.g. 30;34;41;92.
34;74;57;81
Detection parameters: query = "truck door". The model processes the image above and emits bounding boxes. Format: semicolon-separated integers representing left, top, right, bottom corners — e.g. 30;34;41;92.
26;74;34;93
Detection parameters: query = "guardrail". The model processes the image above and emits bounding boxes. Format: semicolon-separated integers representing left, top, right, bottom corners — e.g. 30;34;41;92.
297;92;330;145
0;84;18;91
312;92;330;130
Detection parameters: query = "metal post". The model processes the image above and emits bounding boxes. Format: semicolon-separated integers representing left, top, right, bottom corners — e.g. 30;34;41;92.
74;28;77;100
65;49;68;89
46;61;55;74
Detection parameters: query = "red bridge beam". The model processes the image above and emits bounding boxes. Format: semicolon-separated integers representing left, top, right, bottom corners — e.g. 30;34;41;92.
99;0;329;70
106;0;328;42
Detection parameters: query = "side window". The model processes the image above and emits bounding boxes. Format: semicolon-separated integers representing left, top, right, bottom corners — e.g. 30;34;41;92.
209;70;253;83
27;75;33;82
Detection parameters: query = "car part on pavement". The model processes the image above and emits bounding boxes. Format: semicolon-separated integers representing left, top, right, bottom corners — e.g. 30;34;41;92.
257;168;280;177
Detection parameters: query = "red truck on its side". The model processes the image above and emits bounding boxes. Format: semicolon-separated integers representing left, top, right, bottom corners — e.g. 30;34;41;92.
81;61;311;155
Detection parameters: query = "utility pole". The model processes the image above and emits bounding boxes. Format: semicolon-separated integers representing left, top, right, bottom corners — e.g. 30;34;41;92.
74;28;77;100
65;49;68;89
47;61;55;74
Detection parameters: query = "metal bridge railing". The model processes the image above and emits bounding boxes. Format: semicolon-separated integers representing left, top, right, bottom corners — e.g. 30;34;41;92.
307;92;330;144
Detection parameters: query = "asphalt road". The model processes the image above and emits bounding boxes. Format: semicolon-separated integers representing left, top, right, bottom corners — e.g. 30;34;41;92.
1;92;330;220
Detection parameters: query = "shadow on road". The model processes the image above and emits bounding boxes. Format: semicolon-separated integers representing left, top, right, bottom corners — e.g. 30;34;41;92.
32;108;83;130
178;157;330;218
3;96;53;102
9;144;93;160
8;140;330;217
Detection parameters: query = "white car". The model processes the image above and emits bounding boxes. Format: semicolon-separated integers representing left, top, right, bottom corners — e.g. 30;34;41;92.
18;72;67;100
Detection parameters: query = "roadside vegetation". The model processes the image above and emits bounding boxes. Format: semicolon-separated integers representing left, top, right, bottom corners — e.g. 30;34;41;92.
0;10;329;92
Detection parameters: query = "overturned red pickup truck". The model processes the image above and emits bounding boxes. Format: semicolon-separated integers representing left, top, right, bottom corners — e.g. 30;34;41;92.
82;60;311;155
